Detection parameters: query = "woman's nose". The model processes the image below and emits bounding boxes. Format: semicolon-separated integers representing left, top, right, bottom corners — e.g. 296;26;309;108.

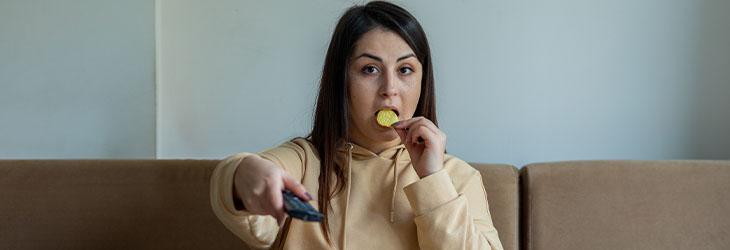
380;72;398;97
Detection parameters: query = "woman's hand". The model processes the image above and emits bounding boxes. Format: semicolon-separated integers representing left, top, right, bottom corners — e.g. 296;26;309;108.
393;116;447;178
233;155;312;225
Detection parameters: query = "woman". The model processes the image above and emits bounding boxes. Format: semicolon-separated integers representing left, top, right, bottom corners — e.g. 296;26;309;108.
211;1;503;249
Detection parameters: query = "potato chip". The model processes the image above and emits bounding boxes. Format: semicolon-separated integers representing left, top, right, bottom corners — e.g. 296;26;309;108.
376;109;399;127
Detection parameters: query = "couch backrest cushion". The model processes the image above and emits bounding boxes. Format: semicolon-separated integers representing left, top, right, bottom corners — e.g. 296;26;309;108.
0;160;247;250
520;160;730;250
472;163;520;250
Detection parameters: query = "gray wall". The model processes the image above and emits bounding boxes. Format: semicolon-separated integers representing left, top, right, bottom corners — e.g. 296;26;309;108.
2;1;728;165
0;0;155;158
156;0;349;158
157;0;730;166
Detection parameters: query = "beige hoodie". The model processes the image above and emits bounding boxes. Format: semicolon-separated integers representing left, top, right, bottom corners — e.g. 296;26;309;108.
210;138;504;250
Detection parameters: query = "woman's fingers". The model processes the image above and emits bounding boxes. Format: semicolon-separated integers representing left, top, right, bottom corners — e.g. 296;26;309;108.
236;156;313;225
406;124;441;148
412;125;436;145
394;117;443;146
395;117;424;145
394;117;439;135
419;122;444;144
269;172;312;225
282;173;312;201
392;116;426;130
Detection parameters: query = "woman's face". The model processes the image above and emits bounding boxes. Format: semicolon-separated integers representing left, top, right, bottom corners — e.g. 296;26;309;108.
347;28;423;149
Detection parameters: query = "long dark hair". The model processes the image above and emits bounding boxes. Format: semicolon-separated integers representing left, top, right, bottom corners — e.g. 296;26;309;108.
307;1;437;244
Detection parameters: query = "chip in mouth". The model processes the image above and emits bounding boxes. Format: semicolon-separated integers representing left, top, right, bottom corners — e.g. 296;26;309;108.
376;109;399;127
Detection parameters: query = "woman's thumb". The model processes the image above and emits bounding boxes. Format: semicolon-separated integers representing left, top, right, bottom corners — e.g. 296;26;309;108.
395;128;407;144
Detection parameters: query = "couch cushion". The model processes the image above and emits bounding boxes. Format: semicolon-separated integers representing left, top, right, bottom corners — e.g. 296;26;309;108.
0;160;247;250
521;160;730;250
472;163;520;250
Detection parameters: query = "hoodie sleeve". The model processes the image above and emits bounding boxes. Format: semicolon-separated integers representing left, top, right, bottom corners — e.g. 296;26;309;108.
403;160;504;250
210;141;307;249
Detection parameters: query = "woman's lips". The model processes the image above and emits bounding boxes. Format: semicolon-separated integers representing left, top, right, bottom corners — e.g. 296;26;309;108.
373;108;399;117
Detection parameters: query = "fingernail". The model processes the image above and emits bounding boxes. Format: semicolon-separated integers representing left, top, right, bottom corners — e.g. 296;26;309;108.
391;121;401;127
305;192;313;200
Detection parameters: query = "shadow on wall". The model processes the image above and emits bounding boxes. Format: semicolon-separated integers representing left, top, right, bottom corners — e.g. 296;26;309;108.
692;0;730;159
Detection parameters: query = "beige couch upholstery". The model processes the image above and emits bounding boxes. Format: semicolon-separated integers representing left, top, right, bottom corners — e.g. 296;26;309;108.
520;160;730;250
0;160;519;250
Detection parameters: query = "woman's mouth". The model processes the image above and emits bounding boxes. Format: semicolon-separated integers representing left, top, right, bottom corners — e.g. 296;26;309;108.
373;108;399;117
375;108;400;127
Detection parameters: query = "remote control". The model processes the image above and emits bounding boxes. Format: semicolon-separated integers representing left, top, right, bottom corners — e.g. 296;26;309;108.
282;190;323;222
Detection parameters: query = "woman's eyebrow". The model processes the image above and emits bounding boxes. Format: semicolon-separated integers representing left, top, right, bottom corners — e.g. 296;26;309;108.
396;53;416;62
355;53;416;62
356;53;383;62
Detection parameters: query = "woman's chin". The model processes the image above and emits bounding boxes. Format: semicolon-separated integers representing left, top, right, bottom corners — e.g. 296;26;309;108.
369;121;399;141
375;130;400;142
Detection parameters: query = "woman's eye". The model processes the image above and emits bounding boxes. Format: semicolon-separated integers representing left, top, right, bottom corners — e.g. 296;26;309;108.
399;67;414;75
362;65;379;74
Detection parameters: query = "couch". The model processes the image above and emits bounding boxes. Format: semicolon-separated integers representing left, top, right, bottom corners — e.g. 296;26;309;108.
0;160;727;249
520;160;730;250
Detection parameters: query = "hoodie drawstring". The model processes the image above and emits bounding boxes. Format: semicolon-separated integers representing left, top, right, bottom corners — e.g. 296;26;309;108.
390;148;404;223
